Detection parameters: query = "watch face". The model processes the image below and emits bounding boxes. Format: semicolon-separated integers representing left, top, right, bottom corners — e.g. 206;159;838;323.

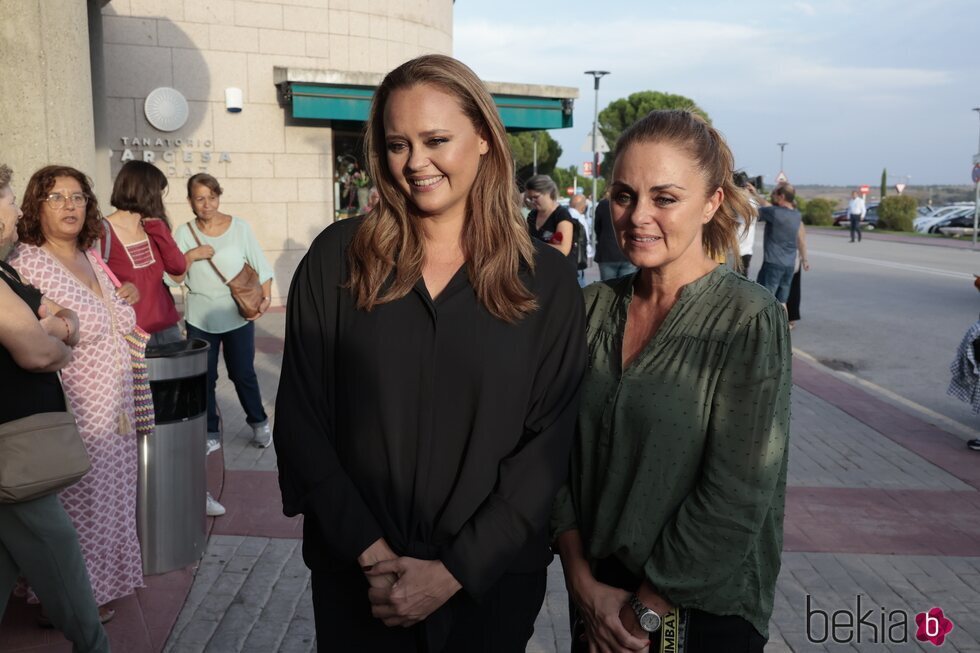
640;610;662;632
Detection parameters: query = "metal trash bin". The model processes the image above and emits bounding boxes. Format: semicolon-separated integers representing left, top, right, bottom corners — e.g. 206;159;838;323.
138;339;209;575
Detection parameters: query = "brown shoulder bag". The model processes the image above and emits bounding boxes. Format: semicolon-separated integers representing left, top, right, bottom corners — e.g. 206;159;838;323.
189;221;264;319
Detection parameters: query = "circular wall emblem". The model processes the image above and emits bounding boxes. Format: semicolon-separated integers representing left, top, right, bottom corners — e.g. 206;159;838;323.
144;87;189;132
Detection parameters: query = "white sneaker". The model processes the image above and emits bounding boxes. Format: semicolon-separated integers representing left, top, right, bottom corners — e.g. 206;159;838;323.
251;422;272;448
206;492;226;516
206;433;221;456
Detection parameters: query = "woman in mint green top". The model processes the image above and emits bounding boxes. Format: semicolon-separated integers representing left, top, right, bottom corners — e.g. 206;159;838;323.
171;173;275;456
552;111;791;653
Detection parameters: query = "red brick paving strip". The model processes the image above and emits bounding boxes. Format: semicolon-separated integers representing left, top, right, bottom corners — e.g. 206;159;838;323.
210;470;303;540
784;487;980;556
787;356;980;557
792;357;980;489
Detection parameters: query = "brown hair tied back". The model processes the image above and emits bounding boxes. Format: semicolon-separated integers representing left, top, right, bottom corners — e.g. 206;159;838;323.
18;165;103;251
614;110;755;266
111;160;171;227
187;173;223;199
348;54;537;323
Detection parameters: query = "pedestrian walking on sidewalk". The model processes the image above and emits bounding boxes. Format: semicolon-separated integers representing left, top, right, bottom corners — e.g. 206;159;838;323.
170;174;275;516
949;275;980;450
569;193;593;287
274;55;585;653
756;182;809;310
11;165;145;622
733;173;761;274
847;190;866;242
0;164;110;652
553;110;792;653
594;196;638;280
525;174;580;273
172;174;275;452
102;161;187;347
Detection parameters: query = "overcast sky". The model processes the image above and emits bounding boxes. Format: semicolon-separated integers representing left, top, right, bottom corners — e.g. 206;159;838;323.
453;0;979;187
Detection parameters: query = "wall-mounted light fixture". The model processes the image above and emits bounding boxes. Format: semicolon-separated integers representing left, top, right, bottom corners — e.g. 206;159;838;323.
225;87;243;113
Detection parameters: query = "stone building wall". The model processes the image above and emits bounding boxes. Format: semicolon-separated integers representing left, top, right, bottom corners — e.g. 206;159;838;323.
100;0;453;301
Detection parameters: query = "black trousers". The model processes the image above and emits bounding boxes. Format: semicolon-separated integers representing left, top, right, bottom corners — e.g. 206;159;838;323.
570;557;766;653
787;268;802;322
849;214;862;241
740;254;752;276
312;564;546;653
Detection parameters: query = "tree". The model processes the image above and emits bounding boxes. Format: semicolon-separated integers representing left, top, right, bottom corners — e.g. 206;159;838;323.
507;131;562;185
878;195;916;231
597;91;710;178
880;168;888;199
552;165;607;201
801;198;836;226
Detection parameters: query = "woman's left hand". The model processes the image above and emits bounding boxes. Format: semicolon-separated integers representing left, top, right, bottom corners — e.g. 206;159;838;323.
365;557;462;627
618;581;674;643
116;282;140;305
618;603;648;643
245;296;271;321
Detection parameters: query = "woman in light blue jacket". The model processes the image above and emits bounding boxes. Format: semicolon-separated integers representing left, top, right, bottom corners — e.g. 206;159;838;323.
171;174;274;515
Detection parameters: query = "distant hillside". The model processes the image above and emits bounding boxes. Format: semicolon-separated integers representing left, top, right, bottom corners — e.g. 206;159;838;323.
791;185;975;209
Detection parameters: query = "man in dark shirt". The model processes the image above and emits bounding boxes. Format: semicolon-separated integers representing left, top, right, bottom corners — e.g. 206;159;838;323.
756;183;808;307
593;197;637;280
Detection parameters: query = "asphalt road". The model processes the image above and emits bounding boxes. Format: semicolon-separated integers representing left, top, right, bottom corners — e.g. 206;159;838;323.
749;228;980;436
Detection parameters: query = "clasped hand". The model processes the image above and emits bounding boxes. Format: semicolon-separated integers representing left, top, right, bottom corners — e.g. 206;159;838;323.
573;578;650;653
365;557;462;628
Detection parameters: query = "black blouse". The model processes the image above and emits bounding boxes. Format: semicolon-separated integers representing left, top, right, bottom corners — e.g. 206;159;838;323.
0;260;65;425
527;205;575;262
274;218;586;597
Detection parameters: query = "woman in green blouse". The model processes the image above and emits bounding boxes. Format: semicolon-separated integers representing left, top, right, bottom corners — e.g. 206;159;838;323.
553;110;791;653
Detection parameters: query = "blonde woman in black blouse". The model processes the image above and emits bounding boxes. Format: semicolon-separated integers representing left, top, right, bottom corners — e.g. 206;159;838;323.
274;55;586;652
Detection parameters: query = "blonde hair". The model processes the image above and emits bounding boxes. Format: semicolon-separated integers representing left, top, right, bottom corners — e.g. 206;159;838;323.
347;54;537;323
614;110;754;265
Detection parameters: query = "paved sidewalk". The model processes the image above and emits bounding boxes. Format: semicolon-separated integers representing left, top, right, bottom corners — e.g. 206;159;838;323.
4;303;980;652
809;225;980;250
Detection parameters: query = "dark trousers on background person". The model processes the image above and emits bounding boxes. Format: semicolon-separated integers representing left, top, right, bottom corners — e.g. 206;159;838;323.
570;557;766;653
788;268;802;323
849;214;862;242
598;261;638;281
311;565;546;653
0;495;110;653
146;323;183;348
186;321;268;434
740;254;752;276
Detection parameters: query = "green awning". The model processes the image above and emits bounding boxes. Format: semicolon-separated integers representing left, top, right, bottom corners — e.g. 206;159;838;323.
285;84;573;131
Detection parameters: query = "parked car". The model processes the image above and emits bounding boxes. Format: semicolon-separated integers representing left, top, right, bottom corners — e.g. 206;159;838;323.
916;205;975;233
833;203;880;229
928;206;978;234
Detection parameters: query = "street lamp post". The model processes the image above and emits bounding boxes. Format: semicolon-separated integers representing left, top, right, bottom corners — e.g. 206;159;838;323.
532;132;538;175
972;108;980;246
973;107;980;153
584;70;610;216
777;142;788;178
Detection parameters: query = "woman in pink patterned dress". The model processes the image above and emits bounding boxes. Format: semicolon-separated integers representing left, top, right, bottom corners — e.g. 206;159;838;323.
10;165;144;622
